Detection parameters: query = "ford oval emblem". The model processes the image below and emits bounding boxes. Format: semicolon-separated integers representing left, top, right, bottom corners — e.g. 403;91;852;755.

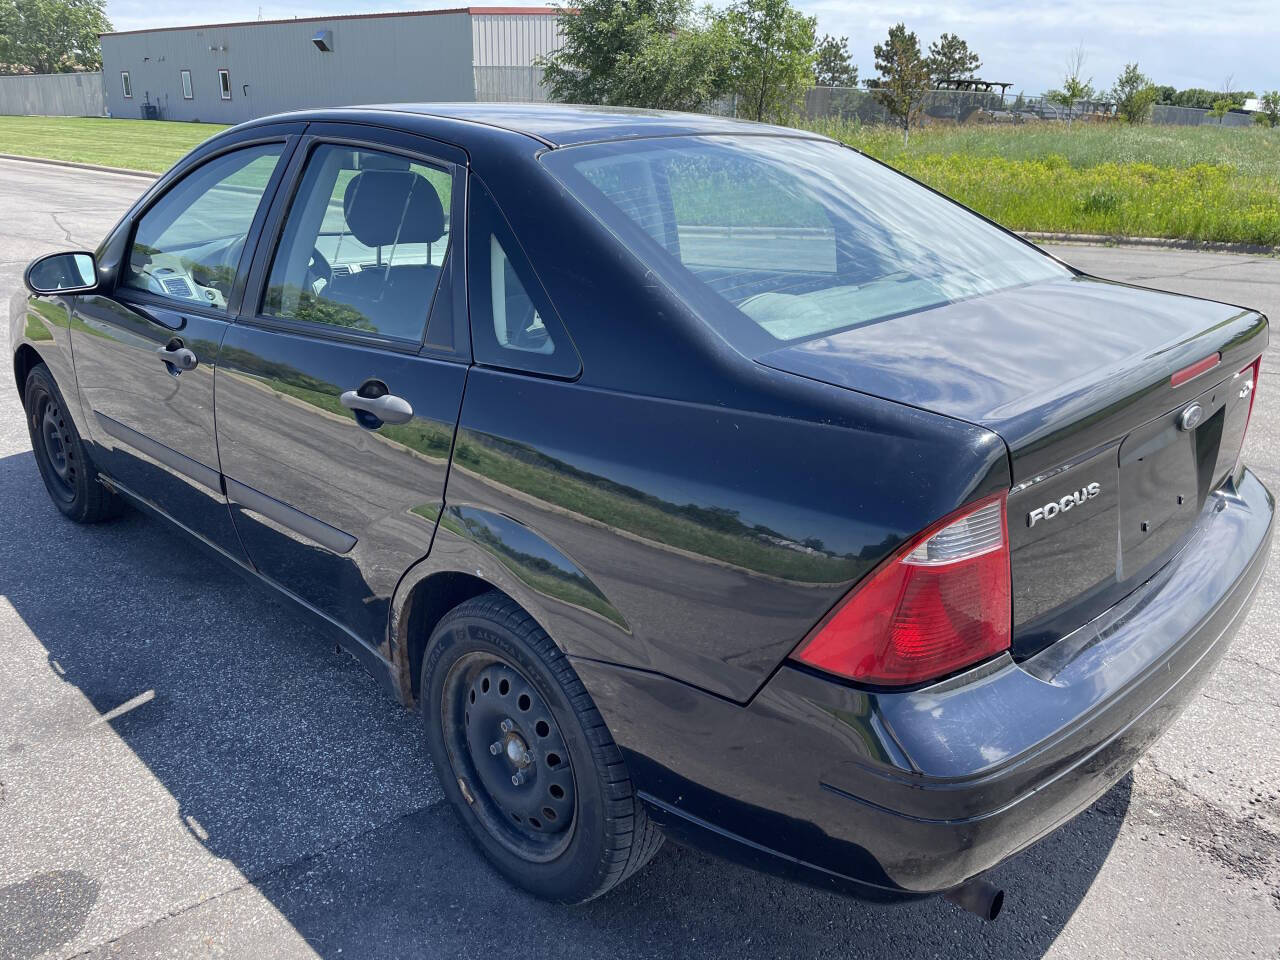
1178;402;1204;431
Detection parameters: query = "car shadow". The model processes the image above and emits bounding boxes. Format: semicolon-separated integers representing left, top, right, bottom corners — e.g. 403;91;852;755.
0;448;1129;959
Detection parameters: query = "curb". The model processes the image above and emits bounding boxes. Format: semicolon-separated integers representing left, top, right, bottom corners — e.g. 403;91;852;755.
0;153;157;180
1023;231;1279;257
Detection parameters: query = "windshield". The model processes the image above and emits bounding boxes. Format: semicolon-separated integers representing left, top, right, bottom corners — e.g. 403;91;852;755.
541;136;1070;355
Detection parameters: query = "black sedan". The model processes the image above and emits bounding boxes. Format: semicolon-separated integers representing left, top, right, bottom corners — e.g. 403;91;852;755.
10;104;1272;920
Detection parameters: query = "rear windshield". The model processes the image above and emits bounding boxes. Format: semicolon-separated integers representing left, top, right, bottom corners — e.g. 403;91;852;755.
541;136;1069;355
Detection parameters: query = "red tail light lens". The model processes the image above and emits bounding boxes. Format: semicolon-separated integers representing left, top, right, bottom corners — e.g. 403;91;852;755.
1230;356;1261;473
1239;357;1260;441
794;494;1012;686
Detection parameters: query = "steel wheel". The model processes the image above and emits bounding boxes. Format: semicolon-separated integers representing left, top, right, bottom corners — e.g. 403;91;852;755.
442;652;577;861
32;391;77;504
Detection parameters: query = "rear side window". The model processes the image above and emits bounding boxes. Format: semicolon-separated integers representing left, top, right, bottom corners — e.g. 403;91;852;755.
261;143;453;343
467;177;579;378
122;143;283;310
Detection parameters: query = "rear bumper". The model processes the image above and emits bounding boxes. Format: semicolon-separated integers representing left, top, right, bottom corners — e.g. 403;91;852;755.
574;468;1273;898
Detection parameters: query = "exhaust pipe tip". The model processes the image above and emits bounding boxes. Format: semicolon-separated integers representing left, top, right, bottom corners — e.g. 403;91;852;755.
943;878;1005;921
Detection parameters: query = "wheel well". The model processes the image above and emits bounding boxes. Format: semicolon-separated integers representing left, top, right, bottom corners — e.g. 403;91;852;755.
13;343;42;405
402;572;495;699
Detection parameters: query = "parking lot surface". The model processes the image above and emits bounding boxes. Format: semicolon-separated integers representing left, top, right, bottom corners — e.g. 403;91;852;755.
0;158;1277;960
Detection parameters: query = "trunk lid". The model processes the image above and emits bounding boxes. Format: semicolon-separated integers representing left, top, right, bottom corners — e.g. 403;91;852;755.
757;276;1267;656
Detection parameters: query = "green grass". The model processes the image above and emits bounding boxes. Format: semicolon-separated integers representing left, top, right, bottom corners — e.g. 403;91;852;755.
806;121;1280;246
0;116;227;172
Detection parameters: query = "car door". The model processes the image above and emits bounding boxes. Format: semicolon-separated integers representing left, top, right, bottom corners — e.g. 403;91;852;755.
214;125;470;657
72;128;301;561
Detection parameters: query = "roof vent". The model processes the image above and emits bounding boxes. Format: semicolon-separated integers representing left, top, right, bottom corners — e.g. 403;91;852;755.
312;29;333;52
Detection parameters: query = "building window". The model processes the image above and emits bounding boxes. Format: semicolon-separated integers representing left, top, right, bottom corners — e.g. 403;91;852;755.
181;69;193;99
121;71;132;99
217;69;231;100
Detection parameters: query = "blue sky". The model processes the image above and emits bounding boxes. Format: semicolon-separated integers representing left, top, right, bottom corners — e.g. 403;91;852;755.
103;0;1280;98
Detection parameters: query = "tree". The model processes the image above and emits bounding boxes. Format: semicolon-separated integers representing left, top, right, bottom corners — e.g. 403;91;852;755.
872;23;931;145
1110;62;1157;124
1046;43;1095;124
1257;91;1280;128
813;33;856;87
538;0;730;110
611;8;735;111
927;32;980;84
0;0;111;74
1209;98;1234;122
724;0;817;123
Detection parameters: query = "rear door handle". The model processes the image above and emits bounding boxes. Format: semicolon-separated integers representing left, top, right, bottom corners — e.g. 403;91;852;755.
340;390;414;426
156;342;198;373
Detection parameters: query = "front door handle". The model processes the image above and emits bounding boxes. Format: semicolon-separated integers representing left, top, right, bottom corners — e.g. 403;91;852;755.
340;389;414;426
156;342;198;373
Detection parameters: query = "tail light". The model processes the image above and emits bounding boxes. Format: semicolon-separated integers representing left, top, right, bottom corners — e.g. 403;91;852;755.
1238;357;1260;440
1230;356;1261;473
793;494;1011;686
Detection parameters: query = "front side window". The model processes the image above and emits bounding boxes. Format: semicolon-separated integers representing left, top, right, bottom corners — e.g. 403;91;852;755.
121;71;132;98
261;143;453;343
181;69;193;99
542;136;1070;356
123;143;283;309
218;69;231;100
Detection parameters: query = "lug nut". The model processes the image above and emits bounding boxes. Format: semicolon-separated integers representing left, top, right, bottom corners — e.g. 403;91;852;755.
500;719;513;733
511;770;528;786
520;750;533;765
489;741;503;756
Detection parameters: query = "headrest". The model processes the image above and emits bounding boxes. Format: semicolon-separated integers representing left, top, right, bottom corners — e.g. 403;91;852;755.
342;170;445;247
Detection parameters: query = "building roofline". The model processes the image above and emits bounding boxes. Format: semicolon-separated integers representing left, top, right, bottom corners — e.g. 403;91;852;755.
99;5;562;38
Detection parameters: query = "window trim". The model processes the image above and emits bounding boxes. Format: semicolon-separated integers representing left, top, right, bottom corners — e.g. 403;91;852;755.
121;71;132;99
180;69;193;100
237;133;465;355
113;136;297;318
217;68;231;101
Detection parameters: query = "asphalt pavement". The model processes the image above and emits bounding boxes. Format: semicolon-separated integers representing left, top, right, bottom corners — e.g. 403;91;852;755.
0;157;1277;960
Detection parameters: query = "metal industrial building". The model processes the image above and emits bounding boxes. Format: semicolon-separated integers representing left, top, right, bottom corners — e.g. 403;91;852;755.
99;6;563;124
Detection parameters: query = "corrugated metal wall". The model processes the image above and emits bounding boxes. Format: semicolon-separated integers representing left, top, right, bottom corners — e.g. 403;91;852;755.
471;12;560;102
470;13;561;67
101;11;476;125
0;72;106;116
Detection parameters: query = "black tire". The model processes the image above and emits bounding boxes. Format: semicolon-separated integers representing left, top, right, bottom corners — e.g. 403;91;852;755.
23;363;123;524
421;591;664;903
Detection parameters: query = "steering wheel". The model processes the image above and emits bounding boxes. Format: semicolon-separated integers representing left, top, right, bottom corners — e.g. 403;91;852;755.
307;247;333;290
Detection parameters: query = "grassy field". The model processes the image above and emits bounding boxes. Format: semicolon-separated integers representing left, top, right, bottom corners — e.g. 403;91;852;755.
812;121;1280;246
0;115;227;171
0;114;1277;245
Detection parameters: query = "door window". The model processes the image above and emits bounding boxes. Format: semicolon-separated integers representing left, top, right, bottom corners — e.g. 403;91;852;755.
261;143;453;343
122;143;284;311
181;69;193;99
218;69;232;100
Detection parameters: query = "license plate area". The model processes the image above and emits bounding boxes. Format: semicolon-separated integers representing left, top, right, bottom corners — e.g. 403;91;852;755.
1118;385;1226;578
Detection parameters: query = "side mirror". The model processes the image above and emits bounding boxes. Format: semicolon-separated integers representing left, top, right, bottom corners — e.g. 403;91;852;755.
24;252;99;295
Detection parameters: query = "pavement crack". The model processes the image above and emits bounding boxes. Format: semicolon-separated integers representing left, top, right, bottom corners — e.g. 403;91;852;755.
60;797;445;959
48;212;76;244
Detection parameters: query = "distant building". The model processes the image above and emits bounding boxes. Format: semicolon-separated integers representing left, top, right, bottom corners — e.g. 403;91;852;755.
100;6;563;124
